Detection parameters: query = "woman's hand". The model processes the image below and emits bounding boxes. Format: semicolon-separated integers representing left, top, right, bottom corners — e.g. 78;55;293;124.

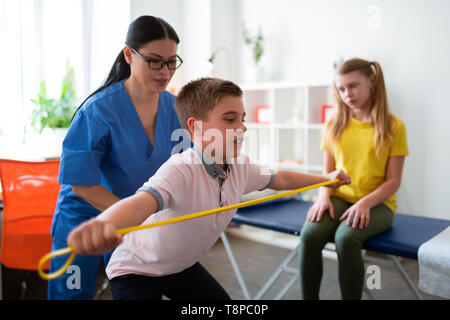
306;196;335;222
339;200;371;229
326;170;351;189
67;219;123;255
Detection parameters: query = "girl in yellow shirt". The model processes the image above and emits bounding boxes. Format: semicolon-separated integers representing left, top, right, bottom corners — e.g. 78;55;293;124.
298;58;409;300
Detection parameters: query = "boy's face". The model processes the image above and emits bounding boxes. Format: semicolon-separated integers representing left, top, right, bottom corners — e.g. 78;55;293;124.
190;95;247;164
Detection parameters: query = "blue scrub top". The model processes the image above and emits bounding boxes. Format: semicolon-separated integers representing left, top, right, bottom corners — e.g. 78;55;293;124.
51;79;187;238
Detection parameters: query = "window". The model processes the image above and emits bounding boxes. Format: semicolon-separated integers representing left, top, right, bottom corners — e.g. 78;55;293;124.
0;0;26;144
0;0;130;147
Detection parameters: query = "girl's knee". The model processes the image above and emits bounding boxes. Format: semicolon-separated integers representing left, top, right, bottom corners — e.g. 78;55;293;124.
299;223;323;245
334;230;362;254
299;222;332;252
299;226;314;244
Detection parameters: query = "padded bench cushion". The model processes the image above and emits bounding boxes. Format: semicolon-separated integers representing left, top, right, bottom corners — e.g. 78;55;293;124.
233;199;450;260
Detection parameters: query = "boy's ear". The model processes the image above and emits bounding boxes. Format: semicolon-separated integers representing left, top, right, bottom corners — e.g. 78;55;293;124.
187;117;200;134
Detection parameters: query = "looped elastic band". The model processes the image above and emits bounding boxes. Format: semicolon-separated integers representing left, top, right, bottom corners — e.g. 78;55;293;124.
37;179;339;280
38;247;77;280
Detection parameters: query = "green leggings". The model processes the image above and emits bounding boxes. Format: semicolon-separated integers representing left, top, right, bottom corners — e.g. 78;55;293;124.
298;196;394;300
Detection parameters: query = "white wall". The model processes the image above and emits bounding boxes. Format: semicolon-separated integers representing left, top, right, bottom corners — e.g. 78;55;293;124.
235;0;450;219
131;0;450;219
210;0;240;82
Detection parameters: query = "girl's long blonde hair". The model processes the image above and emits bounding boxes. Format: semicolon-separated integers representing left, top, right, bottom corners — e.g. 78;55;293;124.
327;58;394;155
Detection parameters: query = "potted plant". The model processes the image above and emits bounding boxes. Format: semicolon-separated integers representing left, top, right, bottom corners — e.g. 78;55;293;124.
242;24;265;82
29;61;78;155
242;24;264;65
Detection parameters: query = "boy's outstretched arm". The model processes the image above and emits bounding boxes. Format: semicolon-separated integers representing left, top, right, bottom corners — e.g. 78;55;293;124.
67;191;158;255
269;169;351;191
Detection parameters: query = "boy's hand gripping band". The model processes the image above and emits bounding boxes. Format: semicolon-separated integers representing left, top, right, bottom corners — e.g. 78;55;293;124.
38;179;338;280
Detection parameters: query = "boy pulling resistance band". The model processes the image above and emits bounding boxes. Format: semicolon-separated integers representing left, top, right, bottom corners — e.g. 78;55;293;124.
67;77;351;300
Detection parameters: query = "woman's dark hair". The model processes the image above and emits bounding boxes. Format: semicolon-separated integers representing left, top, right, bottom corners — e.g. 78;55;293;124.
72;16;179;120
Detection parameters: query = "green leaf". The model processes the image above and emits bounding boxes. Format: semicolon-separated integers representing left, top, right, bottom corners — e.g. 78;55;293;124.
29;61;78;133
242;24;264;65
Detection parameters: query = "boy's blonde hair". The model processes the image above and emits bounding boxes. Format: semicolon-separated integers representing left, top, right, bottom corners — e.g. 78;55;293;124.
174;77;243;131
328;58;394;155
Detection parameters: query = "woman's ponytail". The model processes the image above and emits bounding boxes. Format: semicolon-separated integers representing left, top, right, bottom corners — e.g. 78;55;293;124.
70;50;130;122
102;50;131;91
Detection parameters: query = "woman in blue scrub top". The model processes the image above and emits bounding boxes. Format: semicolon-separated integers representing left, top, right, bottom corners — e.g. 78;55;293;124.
48;16;188;299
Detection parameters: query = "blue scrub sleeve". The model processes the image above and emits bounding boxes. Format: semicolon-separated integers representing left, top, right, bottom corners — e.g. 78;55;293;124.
58;108;109;186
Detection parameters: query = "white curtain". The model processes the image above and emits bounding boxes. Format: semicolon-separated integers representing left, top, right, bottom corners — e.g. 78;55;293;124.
0;0;25;144
88;0;131;93
0;0;130;146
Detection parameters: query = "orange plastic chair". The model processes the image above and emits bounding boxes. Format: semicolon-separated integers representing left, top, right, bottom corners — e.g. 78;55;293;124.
0;159;60;271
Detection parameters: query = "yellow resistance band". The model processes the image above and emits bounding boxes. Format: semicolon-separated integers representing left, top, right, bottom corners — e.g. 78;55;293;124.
38;179;338;280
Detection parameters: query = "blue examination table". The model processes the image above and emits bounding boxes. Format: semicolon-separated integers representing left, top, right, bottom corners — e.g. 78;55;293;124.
220;199;450;300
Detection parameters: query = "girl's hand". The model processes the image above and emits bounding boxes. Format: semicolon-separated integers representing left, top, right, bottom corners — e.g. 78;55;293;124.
67;219;122;255
326;170;351;189
307;196;335;222
339;200;371;229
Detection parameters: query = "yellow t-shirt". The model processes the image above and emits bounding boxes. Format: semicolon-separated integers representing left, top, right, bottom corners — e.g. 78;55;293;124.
321;116;409;213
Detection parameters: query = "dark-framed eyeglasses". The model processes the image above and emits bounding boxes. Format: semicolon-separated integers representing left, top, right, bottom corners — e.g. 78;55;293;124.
131;48;183;70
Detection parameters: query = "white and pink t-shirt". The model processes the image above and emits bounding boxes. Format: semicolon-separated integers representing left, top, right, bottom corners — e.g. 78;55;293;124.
106;147;274;279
